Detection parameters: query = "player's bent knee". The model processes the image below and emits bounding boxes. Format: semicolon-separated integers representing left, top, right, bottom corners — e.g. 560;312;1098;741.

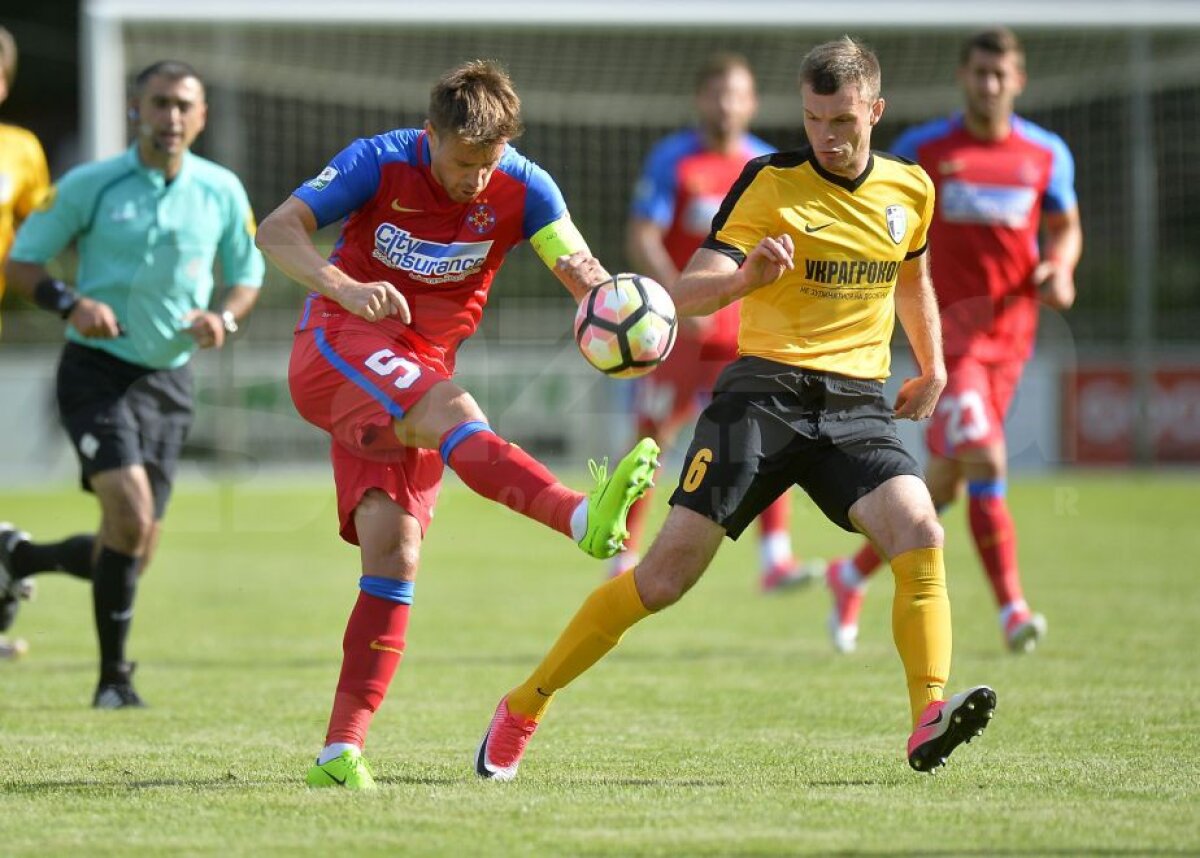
396;381;487;448
633;568;687;611
355;490;422;579
634;549;711;610
103;510;155;554
906;514;944;551
360;537;421;580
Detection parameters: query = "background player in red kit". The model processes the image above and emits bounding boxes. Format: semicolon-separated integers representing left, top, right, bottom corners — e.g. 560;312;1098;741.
255;60;660;788
621;53;807;590
821;27;1082;654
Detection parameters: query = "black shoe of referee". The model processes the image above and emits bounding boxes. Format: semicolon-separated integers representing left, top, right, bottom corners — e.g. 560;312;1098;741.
0;523;34;634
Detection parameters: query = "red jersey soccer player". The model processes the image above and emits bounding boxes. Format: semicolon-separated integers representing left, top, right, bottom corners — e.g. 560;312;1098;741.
822;28;1082;654
255;61;659;789
622;53;807;591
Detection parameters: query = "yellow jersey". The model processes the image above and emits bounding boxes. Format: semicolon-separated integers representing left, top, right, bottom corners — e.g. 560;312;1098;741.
0;122;51;302
705;147;934;380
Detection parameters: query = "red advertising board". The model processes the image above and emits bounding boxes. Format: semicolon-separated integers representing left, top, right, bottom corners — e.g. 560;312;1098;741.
1062;365;1200;463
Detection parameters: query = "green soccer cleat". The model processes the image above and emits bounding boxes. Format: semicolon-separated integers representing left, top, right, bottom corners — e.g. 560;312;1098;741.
305;748;378;790
578;437;661;560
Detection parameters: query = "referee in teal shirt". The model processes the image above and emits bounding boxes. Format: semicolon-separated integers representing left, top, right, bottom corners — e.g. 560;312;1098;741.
3;60;264;708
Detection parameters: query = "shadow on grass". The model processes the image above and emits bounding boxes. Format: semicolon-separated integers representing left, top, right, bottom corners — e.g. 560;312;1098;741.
1;775;258;792
374;775;464;786
412;647;814;667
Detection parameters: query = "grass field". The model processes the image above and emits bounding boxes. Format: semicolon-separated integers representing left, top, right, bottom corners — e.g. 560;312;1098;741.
1;471;1198;855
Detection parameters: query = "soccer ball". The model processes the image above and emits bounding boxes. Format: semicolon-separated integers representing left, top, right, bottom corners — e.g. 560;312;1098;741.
574;273;678;379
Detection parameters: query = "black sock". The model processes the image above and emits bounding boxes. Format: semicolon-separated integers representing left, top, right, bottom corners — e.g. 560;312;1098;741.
12;535;95;581
93;546;140;679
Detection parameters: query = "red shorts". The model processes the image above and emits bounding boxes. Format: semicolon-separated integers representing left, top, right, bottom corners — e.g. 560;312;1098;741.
926;356;1025;457
632;327;737;432
289;318;449;543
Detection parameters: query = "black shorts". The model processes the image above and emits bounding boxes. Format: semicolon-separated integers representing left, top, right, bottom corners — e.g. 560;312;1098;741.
669;356;921;537
56;342;194;519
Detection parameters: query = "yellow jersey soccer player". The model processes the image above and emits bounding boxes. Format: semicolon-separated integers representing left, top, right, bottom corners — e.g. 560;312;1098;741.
0;25;50;660
0;26;51;336
475;36;996;780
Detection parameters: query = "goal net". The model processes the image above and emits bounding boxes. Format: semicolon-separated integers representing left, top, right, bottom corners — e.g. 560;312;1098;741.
77;2;1200;468
87;4;1200;344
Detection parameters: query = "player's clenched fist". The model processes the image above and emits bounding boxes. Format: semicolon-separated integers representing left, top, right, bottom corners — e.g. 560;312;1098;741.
555;250;612;297
738;234;795;294
68;297;123;339
892;372;947;421
335;279;411;324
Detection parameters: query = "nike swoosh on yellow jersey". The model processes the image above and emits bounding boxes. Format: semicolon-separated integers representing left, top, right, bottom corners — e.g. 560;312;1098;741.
369;640;404;655
390;200;422;213
804;222;834;234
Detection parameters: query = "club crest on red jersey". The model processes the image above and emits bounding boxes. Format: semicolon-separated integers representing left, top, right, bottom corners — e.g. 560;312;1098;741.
466;203;497;235
885;204;907;244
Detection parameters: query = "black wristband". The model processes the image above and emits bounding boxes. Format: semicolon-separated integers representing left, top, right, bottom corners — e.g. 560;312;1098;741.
33;278;80;319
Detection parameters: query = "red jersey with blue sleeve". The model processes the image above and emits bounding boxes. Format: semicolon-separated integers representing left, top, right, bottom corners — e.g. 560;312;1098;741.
292;128;566;372
891;114;1076;362
630;128;773;354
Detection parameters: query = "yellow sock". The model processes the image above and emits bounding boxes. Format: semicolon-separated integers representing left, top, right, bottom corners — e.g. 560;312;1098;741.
890;547;952;727
507;570;652;721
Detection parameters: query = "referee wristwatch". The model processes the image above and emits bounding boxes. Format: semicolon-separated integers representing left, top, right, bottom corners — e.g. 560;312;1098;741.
220;310;239;335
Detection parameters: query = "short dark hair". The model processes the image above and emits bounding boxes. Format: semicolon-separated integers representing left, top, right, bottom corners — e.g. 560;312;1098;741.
959;27;1025;69
695;52;754;92
428;59;523;146
133;60;203;96
800;36;881;102
0;26;17;86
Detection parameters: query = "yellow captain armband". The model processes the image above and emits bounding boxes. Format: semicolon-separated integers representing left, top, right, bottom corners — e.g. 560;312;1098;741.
530;217;588;270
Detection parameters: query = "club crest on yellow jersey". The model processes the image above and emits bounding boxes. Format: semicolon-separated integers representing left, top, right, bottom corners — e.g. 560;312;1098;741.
885;204;907;244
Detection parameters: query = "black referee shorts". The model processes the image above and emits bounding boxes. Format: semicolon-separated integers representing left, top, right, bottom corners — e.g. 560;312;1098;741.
56;342;194;519
669;355;921;537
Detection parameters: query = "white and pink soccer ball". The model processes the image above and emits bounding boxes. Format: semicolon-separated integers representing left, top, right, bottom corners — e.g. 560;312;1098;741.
573;274;678;379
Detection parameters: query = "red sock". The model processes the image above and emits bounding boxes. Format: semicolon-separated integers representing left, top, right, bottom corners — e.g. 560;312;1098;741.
968;489;1023;607
758;493;790;536
853;542;883;579
442;424;582;538
325;591;411;748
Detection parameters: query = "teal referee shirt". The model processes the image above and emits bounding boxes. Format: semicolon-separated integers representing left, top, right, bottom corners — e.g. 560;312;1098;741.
11;145;265;369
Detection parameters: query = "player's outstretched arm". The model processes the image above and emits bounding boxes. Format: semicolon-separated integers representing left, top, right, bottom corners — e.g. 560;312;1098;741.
256;196;409;324
893;252;946;421
553;251;612;301
529;215;609;302
672;235;794;316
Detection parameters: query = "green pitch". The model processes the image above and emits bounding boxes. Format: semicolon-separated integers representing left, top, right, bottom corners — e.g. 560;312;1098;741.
1;473;1197;854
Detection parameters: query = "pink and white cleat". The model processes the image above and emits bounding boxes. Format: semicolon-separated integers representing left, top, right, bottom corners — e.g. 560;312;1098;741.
760;559;817;594
1004;610;1047;654
825;558;865;653
475;696;540;781
907;685;997;773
